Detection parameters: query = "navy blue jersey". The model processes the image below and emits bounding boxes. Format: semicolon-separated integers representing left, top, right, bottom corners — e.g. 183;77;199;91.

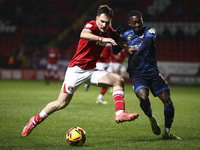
122;26;169;96
122;26;159;76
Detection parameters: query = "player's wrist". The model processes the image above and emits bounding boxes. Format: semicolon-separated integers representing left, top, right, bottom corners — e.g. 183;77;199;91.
98;37;104;42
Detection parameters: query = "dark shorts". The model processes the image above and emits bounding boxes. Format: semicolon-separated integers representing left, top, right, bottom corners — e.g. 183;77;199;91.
130;73;170;97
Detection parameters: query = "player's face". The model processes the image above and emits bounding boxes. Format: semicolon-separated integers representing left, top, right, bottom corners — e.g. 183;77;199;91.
128;15;143;33
96;13;111;33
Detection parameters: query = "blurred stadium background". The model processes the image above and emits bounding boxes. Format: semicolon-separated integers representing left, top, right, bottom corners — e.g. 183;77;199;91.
0;0;199;85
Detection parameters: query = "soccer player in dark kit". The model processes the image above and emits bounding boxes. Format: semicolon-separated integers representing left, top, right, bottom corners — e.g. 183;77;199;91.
113;10;181;140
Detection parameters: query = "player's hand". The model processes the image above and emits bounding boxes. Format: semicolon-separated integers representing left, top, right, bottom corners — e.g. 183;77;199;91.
127;47;138;54
102;38;117;46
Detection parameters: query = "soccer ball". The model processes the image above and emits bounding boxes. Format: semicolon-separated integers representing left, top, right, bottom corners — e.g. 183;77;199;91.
66;127;86;146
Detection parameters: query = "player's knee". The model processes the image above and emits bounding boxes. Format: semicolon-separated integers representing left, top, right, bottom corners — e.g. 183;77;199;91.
137;89;149;101
114;75;124;86
161;95;173;108
163;99;173;108
158;91;173;108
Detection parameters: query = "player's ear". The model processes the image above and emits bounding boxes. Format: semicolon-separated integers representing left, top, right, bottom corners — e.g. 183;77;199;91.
96;16;98;20
128;21;131;26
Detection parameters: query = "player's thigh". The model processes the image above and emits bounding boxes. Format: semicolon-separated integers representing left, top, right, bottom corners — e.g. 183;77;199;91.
98;72;122;87
90;69;121;86
90;69;108;86
130;75;149;95
150;74;170;97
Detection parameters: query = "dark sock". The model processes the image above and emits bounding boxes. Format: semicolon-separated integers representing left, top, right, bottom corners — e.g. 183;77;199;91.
164;105;174;128
140;100;152;118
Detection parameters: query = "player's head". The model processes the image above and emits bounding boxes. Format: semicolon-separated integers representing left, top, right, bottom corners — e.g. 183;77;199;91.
96;5;113;33
127;10;143;34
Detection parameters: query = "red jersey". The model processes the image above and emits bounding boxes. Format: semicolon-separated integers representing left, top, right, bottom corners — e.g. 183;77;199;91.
68;20;115;70
97;43;112;63
48;48;60;64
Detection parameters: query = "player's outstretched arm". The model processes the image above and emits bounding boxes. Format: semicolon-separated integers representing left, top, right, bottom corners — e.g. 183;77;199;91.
80;29;117;46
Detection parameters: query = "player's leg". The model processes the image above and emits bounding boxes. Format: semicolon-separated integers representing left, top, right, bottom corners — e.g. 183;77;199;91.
131;74;161;135
22;66;81;137
158;90;181;140
84;84;90;91
151;74;181;139
136;88;161;135
96;72;139;123
137;88;152;118
96;87;108;104
22;92;73;137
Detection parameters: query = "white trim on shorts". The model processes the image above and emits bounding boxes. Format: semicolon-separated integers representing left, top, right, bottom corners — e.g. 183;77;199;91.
61;66;108;94
112;63;126;73
96;62;113;72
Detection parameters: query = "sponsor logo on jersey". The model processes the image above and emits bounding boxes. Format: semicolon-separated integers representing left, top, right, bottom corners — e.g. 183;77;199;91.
131;44;141;49
148;29;155;34
96;41;107;46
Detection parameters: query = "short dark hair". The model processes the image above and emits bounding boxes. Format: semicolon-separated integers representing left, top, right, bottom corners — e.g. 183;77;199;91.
127;10;142;19
97;5;113;18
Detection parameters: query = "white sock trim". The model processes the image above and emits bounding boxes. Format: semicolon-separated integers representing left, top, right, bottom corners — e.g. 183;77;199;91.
165;127;170;133
98;94;103;99
116;110;124;116
40;110;48;118
112;90;124;97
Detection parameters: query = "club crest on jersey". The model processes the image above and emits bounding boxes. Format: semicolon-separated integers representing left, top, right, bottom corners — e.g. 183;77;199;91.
68;86;73;91
148;29;155;34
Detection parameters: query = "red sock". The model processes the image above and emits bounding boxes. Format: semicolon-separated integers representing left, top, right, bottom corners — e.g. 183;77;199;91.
100;87;108;95
112;90;125;112
33;110;48;125
34;114;43;125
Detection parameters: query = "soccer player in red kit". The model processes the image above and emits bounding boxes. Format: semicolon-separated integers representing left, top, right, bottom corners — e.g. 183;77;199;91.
22;5;139;137
45;47;60;84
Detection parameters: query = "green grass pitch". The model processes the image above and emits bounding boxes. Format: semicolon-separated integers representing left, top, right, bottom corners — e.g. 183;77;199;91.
0;80;200;150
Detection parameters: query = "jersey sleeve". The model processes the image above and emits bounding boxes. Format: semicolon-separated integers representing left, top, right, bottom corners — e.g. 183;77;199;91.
121;31;129;41
145;28;156;40
83;21;95;32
